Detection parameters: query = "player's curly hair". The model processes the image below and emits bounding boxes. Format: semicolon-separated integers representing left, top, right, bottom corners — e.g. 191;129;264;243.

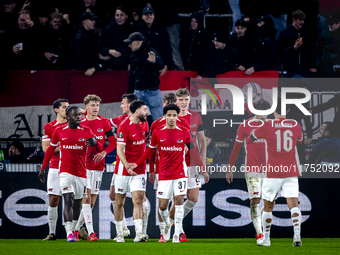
163;93;177;104
163;104;180;115
84;94;102;105
66;105;79;116
129;100;146;114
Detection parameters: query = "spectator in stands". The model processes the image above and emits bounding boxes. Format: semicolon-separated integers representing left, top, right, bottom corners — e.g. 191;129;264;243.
99;6;131;70
6;141;25;163
205;130;222;168
42;8;72;70
7;9;43;70
69;12;102;76
229;19;256;72
149;0;185;70
124;32;164;122
180;11;211;73
133;6;171;76
279;10;317;76
73;0;109;31
204;30;238;78
0;0;20;33
244;15;278;75
308;122;340;165
318;15;340;74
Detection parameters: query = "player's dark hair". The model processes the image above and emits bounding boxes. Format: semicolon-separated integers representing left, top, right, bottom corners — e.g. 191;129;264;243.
163;93;177;104
253;99;271;110
129;100;146;114
163;104;180;115
53;98;68;114
323;121;335;136
275;97;290;116
122;93;138;104
66;105;79;116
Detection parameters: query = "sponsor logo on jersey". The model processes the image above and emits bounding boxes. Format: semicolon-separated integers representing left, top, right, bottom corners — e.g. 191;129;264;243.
117;138;124;142
118;132;123;138
161;146;183;151
132;134;137;137
253;192;259;195
118;188;124;192
160;139;166;142
97;128;103;132
254;139;265;143
133;140;145;145
63;187;69;191
158;191;163;195
177;139;183;143
95;135;104;140
62;137;68;140
48;188;53;192
180;190;185;192
79;138;84;141
63;145;84;150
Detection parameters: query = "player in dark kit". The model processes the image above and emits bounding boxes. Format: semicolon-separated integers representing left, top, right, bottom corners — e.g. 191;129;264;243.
41;106;102;242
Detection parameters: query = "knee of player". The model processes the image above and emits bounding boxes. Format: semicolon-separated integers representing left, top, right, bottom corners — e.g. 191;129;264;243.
109;191;115;201
159;204;168;211
250;198;261;204
133;196;143;205
49;195;60;206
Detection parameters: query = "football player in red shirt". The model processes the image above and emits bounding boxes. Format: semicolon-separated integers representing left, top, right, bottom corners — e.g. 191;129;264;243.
175;88;209;241
247;99;303;247
131;104;205;243
73;95;116;241
227;99;271;244
114;100;149;242
38;98;68;241
41;106;102;242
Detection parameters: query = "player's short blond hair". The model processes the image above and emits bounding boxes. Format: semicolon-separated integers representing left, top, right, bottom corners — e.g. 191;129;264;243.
176;88;190;98
163;93;177;104
84;94;102;105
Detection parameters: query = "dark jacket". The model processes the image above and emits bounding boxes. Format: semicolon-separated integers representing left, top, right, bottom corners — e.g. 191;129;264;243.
180;13;211;73
204;44;238;77
134;20;172;66
279;24;317;71
254;18;279;71
229;32;257;69
127;39;164;93
206;140;222;165
73;5;110;29
99;20;131;70
69;24;101;70
308;136;340;164
311;94;340;130
318;27;340;71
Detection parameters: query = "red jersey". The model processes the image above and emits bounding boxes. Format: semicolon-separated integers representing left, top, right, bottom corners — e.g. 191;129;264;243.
149;126;191;180
110;114;129;129
42;120;67;169
248;118;303;178
81;116;112;171
115;118;149;176
50;125;96;178
235;118;266;172
178;110;203;167
150;116;190;174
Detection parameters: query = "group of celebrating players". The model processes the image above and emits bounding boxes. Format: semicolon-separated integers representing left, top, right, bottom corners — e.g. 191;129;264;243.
38;87;303;247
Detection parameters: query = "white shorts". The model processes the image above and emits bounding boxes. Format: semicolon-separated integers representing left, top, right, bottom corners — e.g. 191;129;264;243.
262;177;299;202
47;168;61;196
153;173;159;190
59;172;87;200
115;174;146;194
187;167;201;189
86;169;104;195
245;172;263;200
157;178;188;199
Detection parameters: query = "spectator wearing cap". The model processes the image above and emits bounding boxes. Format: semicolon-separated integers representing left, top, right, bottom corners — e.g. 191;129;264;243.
124;32;164;122
204;30;238;78
279;10;317;76
133;6;171;76
42;8;73;70
99;6;131;70
180;11;211;73
244;16;278;75
5;141;25;163
229;19;257;72
7;9;43;70
69;12;102;76
318;15;340;73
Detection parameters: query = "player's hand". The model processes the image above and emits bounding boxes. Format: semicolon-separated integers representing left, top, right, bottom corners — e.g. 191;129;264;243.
79;108;86;115
126;163;137;176
38;169;46;183
93;151;107;162
202;171;209;183
226;168;233;184
149;172;155;184
86;137;97;147
147;51;156;63
304;138;312;145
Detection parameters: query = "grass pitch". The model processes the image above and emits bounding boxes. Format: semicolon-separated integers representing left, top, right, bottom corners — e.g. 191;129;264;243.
1;238;339;255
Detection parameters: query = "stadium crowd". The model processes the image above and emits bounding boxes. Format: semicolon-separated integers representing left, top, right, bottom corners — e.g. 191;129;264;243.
0;0;339;77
